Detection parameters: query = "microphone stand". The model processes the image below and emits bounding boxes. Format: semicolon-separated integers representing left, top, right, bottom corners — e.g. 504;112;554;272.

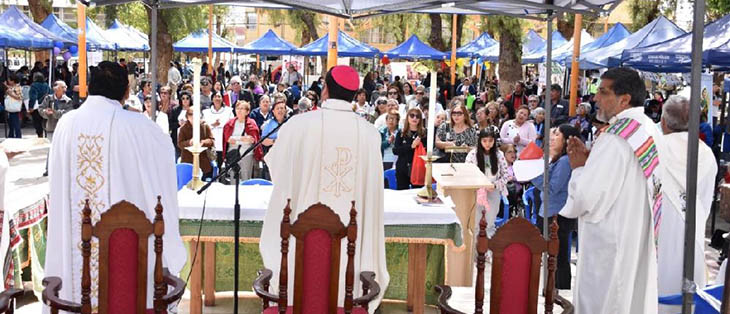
197;115;289;313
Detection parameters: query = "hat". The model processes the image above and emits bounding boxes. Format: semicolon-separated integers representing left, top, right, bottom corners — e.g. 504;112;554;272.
330;65;359;91
513;142;545;182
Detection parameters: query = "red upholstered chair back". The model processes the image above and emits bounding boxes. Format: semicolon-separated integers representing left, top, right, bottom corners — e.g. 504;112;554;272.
488;217;559;314
80;198;167;314
277;200;358;314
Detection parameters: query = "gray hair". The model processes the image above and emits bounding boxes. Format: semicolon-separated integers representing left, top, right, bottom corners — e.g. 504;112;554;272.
662;95;690;132
528;95;539;101
53;80;67;89
532;107;545;117
297;97;311;111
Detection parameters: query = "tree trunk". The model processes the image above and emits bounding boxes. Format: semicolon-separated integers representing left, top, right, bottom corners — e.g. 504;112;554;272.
215;14;222;67
454;14;466;48
300;12;318;44
497;29;522;97
148;8;173;84
28;0;51;63
428;14;446;51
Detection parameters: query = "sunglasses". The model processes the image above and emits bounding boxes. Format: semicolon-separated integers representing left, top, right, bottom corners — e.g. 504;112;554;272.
377;101;387;105
388;91;398;95
181;97;190;100
416;92;424;95
451;111;464;116
231;82;240;85
408;114;421;119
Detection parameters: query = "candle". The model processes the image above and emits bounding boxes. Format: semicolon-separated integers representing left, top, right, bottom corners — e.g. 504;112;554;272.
191;58;201;148
426;71;437;155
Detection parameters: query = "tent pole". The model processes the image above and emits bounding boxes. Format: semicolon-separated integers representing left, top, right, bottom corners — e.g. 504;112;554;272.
682;0;705;312
568;14;582;116
150;3;158;121
450;14;457;99
77;2;87;100
48;49;53;87
327;16;339;70
542;10;553;293
208;5;213;75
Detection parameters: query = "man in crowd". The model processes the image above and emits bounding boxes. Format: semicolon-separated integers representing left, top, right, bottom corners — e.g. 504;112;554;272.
456;77;476;97
282;64;302;87
548;84;570;125
38;81;73;141
44;61;186;313
136;79;158;105
260;65;389;312
200;77;213;109
168;61;182;100
656;95;717;313
505;81;528;110
561;67;664;313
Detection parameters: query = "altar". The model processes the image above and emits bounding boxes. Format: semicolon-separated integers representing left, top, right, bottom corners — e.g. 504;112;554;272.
177;184;463;314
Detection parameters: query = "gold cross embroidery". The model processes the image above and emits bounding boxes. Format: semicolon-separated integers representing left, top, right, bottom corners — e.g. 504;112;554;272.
323;147;353;197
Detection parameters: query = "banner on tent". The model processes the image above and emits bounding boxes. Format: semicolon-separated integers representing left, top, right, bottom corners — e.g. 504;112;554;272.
701;72;714;121
538;62;565;87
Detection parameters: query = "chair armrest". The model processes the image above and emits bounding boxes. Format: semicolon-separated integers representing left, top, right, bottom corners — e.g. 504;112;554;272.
353;271;381;306
252;269;279;303
0;288;23;312
42;277;82;313
161;268;186;305
433;285;465;314
555;294;574;314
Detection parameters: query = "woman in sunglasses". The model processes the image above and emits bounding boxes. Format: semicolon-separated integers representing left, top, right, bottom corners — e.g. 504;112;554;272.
393;108;427;190
436;103;478;163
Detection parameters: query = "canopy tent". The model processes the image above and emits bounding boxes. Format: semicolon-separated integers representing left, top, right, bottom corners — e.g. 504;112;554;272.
0;6;72;49
522;30;576;64
384;35;447;60
173;29;237;53
294;30;380;57
40;15;116;51
554;22;630;65
456;32;498;58
107;20;149;51
0;23;48;49
580;16;686;69
622;13;730;72
236;29;297;55
85;17;116;51
478;29;547;62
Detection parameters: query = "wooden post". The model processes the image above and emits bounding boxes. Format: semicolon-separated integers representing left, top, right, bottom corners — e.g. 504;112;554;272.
77;3;87;98
327;15;339;70
450;14;458;96
208;5;214;74
568;14;583;116
604;16;609;34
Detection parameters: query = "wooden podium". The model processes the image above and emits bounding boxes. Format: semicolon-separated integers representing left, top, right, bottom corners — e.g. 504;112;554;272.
432;162;493;286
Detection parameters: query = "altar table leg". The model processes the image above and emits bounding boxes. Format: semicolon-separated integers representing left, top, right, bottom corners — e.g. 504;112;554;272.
407;243;427;314
443;188;477;287
189;239;203;314
204;241;216;306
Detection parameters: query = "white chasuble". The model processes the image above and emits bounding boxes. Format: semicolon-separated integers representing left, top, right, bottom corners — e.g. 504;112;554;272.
657;132;717;313
44;96;187;313
0;152;9;288
261;98;389;312
560;107;664;314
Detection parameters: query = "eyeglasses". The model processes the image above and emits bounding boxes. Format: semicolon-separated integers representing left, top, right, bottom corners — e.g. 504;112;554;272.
377;101;387;105
451;111;464;116
231;82;240;85
181;97;190;100
416;92;424;95
408;113;421;119
388;91;398;95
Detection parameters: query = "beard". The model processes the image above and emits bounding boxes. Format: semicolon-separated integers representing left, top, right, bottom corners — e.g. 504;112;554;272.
596;109;610;123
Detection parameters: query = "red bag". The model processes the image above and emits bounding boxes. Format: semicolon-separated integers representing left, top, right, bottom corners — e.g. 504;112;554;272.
410;142;427;186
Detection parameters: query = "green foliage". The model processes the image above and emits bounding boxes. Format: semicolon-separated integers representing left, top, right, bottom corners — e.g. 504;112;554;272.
263;9;320;44
481;16;522;42
627;0;660;32
367;13;430;43
708;0;730;19
116;2;149;33
113;3;228;42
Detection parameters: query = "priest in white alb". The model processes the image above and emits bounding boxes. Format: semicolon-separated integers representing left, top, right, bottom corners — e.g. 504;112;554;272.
260;65;389;312
656;95;717;313
561;67;665;313
44;61;187;313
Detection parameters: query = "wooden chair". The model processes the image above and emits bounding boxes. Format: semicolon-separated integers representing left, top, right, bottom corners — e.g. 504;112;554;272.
253;200;381;314
42;198;185;314
434;214;573;314
0;288;24;313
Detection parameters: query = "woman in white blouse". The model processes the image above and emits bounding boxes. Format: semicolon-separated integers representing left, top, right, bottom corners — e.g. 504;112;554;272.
499;105;537;153
203;91;234;167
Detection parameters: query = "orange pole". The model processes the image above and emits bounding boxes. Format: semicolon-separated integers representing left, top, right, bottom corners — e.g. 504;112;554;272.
569;14;583;116
208;5;213;74
327;15;339;70
77;3;87;98
450;14;457;88
604;16;609;33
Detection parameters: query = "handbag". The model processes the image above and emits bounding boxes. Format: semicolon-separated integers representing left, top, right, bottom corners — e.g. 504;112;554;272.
410;141;427;186
4;96;22;113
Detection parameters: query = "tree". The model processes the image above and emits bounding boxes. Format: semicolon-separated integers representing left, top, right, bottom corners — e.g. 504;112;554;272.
428;14;447;51
27;0;52;61
483;16;523;97
263;10;320;45
366;13;429;43
556;13;599;40
707;0;730;19
627;0;660;32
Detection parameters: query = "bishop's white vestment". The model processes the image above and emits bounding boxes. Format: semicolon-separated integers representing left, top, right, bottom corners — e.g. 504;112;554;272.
560;107;664;314
657;132;717;313
44;96;187;313
260;98;390;312
0;152;10;287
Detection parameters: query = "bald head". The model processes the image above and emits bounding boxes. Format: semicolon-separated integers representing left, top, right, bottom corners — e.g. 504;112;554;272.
661;95;690;134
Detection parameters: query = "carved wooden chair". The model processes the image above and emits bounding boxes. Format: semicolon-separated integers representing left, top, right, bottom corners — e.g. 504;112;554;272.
0;288;24;313
435;214;573;314
42;198;185;314
253;200;381;314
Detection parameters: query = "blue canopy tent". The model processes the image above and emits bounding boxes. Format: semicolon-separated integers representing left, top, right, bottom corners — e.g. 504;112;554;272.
522;30;573;64
107;20;149;51
456;32;498;58
580;16;686;69
480;29;546;62
0;6;71;49
622;13;730;72
236;29;297;55
0;24;46;49
85;17;116;51
293;30;380;57
384;35;447;60
40;15;115;51
554;22;631;65
173;29;237;53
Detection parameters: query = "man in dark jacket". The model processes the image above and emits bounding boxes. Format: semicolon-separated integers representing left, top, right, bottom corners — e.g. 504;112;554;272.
548;84;570;125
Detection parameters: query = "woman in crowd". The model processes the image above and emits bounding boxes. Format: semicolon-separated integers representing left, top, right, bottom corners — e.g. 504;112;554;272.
387;85;406;107
250;95;273;129
380;110;400;170
530;124;580;291
370;97;388;125
261;99;288;179
402;82;415;105
485;101;500;127
305;90;320;110
500;105;537;154
178;108;215;180
175;91;193;126
203;91;234;167
393;108;427;190
222;101;262;182
569;102;592;140
143;95;169;133
213;81;224;94
4;73;23;138
363;72;376;98
499;143;521;207
498;101;515;128
353;88;371;118
375;99;400;130
28;72;51;138
436;103;478;163
474;107;489;130
533;107;546;147
466;126;510;237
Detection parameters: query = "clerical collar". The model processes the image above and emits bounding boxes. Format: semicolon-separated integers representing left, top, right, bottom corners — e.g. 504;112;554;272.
321;99;353;112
